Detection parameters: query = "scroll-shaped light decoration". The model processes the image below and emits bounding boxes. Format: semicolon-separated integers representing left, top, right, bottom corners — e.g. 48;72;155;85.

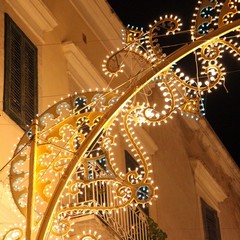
6;91;157;238
2;0;240;239
103;0;240;119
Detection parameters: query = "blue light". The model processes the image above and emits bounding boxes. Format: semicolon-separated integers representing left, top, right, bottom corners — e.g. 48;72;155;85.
200;6;213;19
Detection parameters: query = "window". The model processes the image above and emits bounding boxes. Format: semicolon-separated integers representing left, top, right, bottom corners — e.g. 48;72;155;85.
201;199;221;240
4;13;38;130
125;150;149;215
125;150;139;171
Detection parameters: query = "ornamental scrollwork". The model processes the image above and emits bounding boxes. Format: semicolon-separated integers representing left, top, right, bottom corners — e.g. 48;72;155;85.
2;1;240;239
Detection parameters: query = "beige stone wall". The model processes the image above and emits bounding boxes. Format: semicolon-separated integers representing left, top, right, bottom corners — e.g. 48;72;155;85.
149;115;202;239
147;87;240;239
149;118;240;239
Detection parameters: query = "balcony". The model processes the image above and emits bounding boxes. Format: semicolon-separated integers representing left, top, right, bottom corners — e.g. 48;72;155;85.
61;158;149;239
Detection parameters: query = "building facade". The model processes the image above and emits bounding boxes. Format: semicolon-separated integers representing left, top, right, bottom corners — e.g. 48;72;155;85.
0;0;239;239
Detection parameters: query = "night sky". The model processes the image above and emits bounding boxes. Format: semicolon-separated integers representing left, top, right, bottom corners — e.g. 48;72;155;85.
107;0;240;168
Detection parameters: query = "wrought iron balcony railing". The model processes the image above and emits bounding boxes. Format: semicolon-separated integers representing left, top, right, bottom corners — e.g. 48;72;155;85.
61;159;149;239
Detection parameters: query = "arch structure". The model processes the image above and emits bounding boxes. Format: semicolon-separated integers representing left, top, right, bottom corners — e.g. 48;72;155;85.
2;1;240;239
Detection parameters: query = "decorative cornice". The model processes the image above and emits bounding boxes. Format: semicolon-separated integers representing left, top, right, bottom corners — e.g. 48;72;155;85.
69;0;134;78
185;117;240;196
62;41;107;90
191;160;227;210
6;0;58;43
69;0;123;51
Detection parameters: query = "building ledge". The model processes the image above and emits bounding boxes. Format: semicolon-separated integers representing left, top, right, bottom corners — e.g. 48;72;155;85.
6;0;58;43
70;0;123;51
62;41;107;90
184;117;240;196
191;160;227;211
71;214;120;239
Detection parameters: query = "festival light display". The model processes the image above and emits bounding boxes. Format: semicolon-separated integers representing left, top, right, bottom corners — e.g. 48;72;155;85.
1;0;240;239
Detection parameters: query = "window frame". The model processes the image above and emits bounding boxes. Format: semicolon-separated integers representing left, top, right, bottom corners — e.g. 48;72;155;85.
201;198;222;240
4;13;38;130
125;150;149;215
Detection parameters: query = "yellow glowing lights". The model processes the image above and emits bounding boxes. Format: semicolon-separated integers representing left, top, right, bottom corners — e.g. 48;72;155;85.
2;0;240;239
6;91;157;239
79;230;101;240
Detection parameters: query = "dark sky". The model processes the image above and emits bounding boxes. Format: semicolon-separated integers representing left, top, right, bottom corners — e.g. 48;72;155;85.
107;0;240;168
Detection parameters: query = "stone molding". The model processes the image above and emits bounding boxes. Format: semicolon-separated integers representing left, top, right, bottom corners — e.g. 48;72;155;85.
6;0;58;43
191;160;227;211
69;0;123;51
62;41;107;90
184;117;240;196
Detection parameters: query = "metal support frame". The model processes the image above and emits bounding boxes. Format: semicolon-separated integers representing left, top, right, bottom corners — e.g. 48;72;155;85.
35;20;240;239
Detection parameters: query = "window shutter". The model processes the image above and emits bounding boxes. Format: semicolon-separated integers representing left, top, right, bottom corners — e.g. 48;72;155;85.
23;41;38;125
4;14;38;130
201;199;221;240
6;18;22;117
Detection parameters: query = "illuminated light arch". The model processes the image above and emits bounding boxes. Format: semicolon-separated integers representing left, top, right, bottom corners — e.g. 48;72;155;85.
37;19;240;239
2;1;240;239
